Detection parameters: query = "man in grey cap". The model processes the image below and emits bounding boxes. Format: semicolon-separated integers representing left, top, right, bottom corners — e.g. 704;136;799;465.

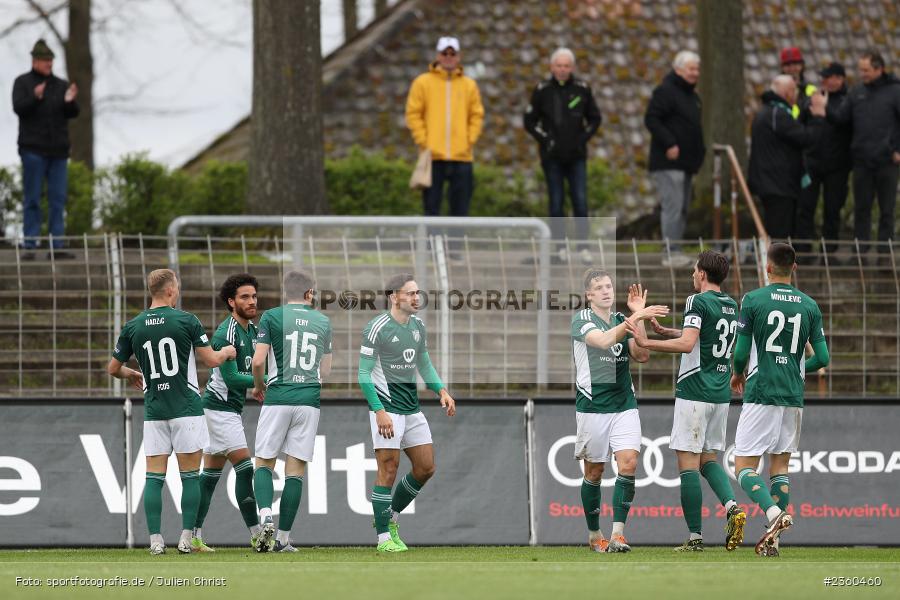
12;39;79;260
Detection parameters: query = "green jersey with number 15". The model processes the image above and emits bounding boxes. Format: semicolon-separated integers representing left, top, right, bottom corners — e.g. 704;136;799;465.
256;303;332;407
736;283;825;407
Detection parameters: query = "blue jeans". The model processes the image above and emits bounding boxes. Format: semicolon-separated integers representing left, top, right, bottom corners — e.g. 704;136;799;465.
20;150;68;249
542;158;588;243
422;160;473;216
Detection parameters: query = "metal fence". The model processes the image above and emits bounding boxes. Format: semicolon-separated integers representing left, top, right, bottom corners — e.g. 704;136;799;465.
0;231;897;398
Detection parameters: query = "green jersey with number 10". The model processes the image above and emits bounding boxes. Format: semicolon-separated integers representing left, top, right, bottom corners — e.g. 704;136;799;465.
256;304;332;407
112;306;210;421
736;283;825;407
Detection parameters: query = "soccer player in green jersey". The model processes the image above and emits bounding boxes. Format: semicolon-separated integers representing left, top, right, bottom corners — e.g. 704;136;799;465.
191;274;266;552
571;269;668;553
358;273;456;553
626;250;747;552
251;270;332;553
730;243;830;557
107;269;236;555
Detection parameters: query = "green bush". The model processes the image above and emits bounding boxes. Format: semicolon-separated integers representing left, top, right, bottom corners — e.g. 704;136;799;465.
326;147;418;215
2;150;630;238
66;161;95;236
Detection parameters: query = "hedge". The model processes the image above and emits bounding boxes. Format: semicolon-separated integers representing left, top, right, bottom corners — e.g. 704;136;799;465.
0;148;627;237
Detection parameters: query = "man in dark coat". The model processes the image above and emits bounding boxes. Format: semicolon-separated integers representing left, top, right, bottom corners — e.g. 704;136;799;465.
524;47;602;264
795;62;852;256
827;50;900;254
12;39;79;259
644;50;705;266
749;75;826;240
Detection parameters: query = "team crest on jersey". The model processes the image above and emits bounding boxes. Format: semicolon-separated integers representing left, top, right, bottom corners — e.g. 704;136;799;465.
412;330;420;343
611;343;623;357
403;348;416;363
392;336;399;342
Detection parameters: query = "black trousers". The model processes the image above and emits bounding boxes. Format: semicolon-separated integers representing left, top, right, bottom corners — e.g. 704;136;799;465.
795;168;851;253
761;194;797;240
852;163;899;251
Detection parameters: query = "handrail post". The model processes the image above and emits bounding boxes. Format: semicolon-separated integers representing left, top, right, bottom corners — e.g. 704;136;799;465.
713;152;722;240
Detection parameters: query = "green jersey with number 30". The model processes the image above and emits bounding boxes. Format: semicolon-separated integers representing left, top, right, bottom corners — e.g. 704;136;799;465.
256;304;332;407
112;306;210;421
675;291;738;403
737;283;825;407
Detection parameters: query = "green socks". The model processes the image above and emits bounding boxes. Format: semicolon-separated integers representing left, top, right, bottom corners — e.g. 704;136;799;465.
680;470;703;534
372;485;393;534
612;474;635;523
770;475;790;511
700;461;736;506
195;467;222;529
234;459;258;528
278;476;303;532
581;477;602;532
391;473;423;515
180;469;200;531
738;468;777;512
254;466;274;511
145;472;165;535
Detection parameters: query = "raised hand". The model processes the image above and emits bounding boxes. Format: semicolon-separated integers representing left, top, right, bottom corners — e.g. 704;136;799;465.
626;283;647;313
65;82;78;102
34;82;46;99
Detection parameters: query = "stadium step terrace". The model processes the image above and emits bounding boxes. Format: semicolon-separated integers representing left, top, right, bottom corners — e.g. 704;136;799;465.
0;237;896;398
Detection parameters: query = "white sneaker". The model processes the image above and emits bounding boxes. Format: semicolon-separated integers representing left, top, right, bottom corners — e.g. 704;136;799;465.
176;538;192;554
274;540;298;552
256;516;276;553
149;542;166;555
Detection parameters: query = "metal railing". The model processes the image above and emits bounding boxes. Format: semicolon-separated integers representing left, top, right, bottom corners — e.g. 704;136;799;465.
0;232;897;398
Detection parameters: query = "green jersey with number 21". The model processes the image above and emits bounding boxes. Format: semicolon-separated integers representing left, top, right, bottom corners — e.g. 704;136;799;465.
736;284;825;407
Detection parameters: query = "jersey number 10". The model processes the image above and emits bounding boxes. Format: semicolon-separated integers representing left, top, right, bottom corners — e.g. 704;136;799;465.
141;337;179;379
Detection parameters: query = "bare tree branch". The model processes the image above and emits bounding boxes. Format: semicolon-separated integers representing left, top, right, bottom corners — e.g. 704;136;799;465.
164;0;246;49
0;0;67;39
24;0;67;46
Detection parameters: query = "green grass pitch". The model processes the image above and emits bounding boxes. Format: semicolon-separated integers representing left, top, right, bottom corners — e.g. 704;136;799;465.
2;547;897;599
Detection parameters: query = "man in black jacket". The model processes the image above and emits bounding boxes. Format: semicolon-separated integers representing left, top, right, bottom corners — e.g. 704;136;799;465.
795;62;852;256
524;47;602;264
827;50;900;254
12;39;79;259
749;75;826;240
644;50;705;267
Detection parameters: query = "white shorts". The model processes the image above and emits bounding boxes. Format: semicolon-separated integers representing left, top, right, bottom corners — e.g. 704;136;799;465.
254;405;320;461
143;416;209;456
369;411;433;450
669;398;730;453
203;409;248;456
574;409;642;464
734;403;802;456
